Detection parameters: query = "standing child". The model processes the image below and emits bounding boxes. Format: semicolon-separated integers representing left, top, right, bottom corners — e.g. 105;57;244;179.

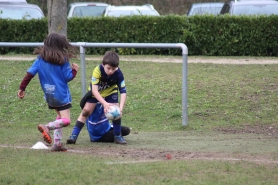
17;32;79;152
67;51;127;144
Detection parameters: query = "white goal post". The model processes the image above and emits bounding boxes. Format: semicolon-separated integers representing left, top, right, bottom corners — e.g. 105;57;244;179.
0;42;188;126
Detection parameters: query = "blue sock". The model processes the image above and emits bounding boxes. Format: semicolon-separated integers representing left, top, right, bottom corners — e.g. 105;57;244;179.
113;118;121;136
71;121;84;137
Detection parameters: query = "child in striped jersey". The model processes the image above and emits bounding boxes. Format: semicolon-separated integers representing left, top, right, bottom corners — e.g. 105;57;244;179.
67;51;127;144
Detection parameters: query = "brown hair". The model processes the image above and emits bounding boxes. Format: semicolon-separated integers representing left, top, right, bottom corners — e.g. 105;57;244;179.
33;33;78;65
102;51;119;68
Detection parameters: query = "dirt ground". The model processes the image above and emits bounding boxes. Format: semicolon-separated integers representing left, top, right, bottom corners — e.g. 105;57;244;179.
1;55;278;164
66;124;278;164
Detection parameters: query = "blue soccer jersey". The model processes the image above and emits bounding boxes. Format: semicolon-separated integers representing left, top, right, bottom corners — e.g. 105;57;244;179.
86;103;111;141
27;56;75;107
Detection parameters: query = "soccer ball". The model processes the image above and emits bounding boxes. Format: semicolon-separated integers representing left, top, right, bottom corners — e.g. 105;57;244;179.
105;105;121;120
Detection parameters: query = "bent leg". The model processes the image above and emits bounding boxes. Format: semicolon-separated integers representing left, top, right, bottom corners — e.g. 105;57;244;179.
97;130;114;142
78;102;96;123
121;126;130;136
67;103;96;144
97;126;130;142
47;109;71;130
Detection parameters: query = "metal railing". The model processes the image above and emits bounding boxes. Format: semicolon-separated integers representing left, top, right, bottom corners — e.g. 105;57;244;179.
0;42;189;126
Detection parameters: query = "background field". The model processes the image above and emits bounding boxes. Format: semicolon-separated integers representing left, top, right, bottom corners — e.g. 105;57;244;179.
0;56;278;185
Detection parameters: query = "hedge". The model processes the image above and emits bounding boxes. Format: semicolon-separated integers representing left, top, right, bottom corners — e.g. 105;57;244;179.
1;14;278;56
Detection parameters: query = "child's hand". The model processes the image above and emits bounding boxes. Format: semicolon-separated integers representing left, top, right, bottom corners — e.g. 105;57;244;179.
71;63;79;71
103;103;113;113
17;90;25;99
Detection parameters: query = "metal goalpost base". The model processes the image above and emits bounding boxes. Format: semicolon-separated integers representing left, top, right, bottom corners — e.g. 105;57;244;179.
0;42;188;126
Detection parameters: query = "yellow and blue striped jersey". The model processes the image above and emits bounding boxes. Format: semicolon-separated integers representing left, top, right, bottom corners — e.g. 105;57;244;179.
89;65;126;98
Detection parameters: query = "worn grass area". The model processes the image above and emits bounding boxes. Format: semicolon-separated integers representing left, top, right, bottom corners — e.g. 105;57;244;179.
1;58;278;184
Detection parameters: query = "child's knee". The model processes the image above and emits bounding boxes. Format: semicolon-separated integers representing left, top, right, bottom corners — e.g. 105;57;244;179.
61;118;70;127
81;108;91;117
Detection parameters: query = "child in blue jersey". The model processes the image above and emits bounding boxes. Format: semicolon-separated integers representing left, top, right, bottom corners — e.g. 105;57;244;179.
74;101;130;142
67;51;127;144
87;103;130;142
18;32;79;152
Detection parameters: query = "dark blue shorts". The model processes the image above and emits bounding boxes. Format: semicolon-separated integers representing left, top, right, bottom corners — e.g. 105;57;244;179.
48;103;72;111
87;93;118;103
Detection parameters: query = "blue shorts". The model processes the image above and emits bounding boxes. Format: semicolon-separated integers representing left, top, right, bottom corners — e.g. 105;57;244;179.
87;93;118;104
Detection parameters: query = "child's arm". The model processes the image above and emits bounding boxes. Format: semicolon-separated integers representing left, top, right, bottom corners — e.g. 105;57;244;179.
68;63;79;82
71;63;79;72
92;84;111;113
18;72;34;99
117;74;127;113
119;93;126;112
17;90;25;99
62;62;79;82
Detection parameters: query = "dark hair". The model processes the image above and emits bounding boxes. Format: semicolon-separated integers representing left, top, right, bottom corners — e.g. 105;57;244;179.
102;51;119;68
33;33;78;65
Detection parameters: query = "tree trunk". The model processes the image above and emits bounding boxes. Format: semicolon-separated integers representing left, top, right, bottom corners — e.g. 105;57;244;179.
47;0;67;35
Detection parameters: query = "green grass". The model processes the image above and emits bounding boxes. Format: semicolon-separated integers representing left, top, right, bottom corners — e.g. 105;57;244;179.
1;57;278;185
2;59;278;131
1;148;277;185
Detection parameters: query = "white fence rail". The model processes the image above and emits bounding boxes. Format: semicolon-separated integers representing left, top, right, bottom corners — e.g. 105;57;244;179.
0;42;189;126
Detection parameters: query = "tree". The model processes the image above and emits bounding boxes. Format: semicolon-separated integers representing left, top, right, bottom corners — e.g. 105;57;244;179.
47;0;67;35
